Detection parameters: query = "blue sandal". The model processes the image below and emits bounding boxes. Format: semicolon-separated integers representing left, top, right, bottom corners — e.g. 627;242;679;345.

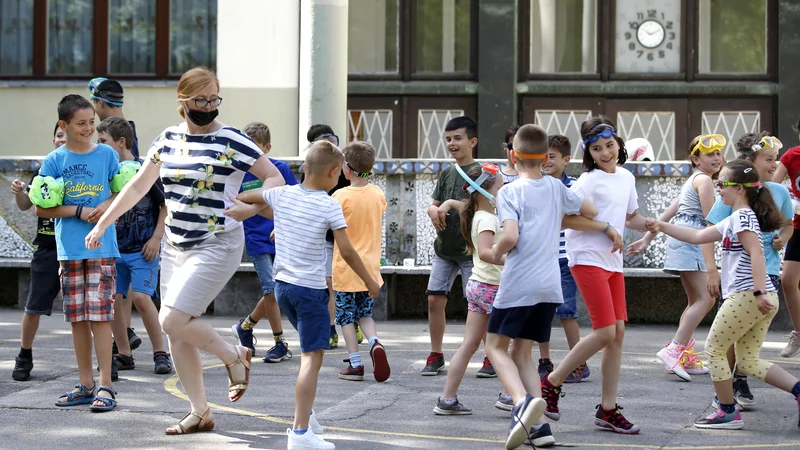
55;383;95;407
90;386;117;412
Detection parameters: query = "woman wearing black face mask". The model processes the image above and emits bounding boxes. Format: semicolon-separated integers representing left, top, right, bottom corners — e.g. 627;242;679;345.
86;67;285;435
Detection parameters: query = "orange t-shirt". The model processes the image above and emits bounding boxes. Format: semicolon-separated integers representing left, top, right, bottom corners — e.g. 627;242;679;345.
332;184;386;292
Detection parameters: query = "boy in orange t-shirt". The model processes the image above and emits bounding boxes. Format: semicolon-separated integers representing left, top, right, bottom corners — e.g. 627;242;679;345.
332;141;390;382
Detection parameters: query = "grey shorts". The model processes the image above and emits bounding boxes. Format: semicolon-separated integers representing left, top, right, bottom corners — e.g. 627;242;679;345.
325;242;334;278
426;254;473;296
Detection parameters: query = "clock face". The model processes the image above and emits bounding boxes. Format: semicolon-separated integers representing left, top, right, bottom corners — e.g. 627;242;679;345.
615;0;681;73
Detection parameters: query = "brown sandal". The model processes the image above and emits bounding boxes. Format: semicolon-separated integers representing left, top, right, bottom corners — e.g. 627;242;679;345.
165;408;215;435
226;345;252;402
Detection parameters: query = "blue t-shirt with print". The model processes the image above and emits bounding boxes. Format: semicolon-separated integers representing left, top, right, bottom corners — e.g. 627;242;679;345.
241;158;298;256
706;181;793;275
39;143;120;261
116;159;166;253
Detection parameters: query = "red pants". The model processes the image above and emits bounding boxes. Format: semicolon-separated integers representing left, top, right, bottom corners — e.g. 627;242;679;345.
570;265;627;329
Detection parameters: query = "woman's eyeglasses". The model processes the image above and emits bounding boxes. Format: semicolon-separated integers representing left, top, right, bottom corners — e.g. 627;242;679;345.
192;97;223;108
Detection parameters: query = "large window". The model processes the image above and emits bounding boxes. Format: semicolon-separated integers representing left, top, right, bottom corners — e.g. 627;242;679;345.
698;0;766;73
528;0;596;73
415;0;471;73
0;0;217;78
348;0;398;74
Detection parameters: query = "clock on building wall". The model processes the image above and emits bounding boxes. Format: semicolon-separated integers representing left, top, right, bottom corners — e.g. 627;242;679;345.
615;0;681;73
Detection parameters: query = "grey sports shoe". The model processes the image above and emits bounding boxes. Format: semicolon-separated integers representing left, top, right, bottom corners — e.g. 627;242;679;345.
433;397;472;415
495;393;514;411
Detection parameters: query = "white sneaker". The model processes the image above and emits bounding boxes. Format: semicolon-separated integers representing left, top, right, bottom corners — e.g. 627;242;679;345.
309;409;324;435
781;331;800;358
657;341;691;381
287;428;335;449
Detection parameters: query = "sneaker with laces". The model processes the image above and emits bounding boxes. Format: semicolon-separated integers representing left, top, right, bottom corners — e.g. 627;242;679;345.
264;340;292;363
476;357;497;378
153;351;172;374
564;363;588;383
370;340;390;382
657;341;691;381
329;330;338;349
525;422;556;447
680;339;710;375
540;375;563;421
339;359;364;381
12;356;33;381
495;393;514;411
595;404;640;434
506;394;546;450
286;428;334;449
115;353;135;370
309;409;324;435
782;331;800;358
537;358;554;380
421;352;445;376
694;408;743;429
733;374;755;408
355;322;364;344
231;319;256;354
433;397;472;415
127;327;142;351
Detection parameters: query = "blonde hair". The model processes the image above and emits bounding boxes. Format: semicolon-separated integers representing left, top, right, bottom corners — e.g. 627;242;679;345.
343;141;376;173
243;122;271;147
176;67;220;118
305;141;344;176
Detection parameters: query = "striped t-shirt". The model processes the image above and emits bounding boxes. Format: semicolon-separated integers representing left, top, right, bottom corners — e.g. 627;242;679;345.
558;172;577;260
147;123;263;248
716;208;776;298
264;185;348;290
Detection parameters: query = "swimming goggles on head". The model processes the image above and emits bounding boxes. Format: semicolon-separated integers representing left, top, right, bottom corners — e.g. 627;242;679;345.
455;163;499;206
691;134;726;155
750;136;782;154
87;77;124;107
581;125;616;151
715;180;762;190
346;161;370;178
313;133;340;147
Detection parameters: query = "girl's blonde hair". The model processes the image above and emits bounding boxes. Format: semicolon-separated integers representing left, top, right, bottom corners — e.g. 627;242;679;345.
176;67;220;118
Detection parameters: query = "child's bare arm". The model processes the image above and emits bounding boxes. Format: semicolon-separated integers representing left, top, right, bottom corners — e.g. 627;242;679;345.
477;230;502;265
579;198;598;219
492;219;518;262
332;228;381;299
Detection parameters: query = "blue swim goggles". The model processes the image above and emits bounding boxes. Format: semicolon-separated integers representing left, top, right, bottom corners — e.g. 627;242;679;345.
581;125;616;151
455;163;499;207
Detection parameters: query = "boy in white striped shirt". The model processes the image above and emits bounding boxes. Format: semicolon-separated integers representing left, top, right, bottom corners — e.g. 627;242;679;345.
227;140;380;450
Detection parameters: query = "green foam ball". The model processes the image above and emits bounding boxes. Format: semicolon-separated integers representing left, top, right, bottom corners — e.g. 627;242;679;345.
28;175;64;208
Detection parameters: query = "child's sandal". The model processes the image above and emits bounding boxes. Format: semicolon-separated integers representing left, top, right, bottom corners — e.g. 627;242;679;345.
165;408;215;435
89;386;117;412
55;383;96;407
226;345;252;402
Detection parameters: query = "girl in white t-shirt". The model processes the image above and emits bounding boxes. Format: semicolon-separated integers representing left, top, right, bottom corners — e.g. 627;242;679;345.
650;159;800;430
433;163;505;416
540;116;650;435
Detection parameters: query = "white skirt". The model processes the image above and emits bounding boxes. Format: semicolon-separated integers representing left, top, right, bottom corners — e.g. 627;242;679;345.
160;227;244;317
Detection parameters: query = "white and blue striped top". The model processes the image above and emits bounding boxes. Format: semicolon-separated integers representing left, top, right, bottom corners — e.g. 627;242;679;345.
716;208;776;298
558;172;577;260
264;185;348;290
147;123;263;249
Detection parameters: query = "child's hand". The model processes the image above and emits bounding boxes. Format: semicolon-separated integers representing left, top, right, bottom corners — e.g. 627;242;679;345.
605;225;624;253
270;229;276;242
428;206;446;231
141;235;161;263
224;197;261;222
87;200;110;222
81;207;96;222
773;234;785;251
367;279;381;300
625;237;648;257
10;179;26;195
756;294;776;315
645;219;660;234
85;223;107;249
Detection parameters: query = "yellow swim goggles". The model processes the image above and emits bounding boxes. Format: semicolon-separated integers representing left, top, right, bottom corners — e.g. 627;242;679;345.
751;136;783;153
691;134;726;155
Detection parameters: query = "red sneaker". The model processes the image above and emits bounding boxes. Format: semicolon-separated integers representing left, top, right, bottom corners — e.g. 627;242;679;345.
338;359;364;381
370;340;390;382
540;375;563;421
594;404;640;434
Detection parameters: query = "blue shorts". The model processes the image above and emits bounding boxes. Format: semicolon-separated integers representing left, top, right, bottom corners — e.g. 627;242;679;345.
116;252;159;297
555;258;578;319
335;291;374;326
250;252;275;296
488;303;559;342
275;280;330;353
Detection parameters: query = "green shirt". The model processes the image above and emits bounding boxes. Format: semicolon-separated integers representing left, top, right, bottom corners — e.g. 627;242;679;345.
432;162;481;261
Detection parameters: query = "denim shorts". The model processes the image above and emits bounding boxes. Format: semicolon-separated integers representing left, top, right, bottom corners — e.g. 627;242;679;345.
426;254;473;296
663;213;707;274
555;258;578;319
275;280;330;353
335;291;374;325
116;252;160;297
325;242;334;278
251;252;276;296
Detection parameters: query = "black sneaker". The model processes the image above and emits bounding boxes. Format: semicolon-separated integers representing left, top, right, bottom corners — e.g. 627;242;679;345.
733;374;755;409
538;358;554;380
12;356;33;381
433;397;472;415
476;357;497;378
127;327;142;351
153;351;172;374
421;352;445;376
525;422;556;447
115;353;135;370
507;394;546;449
111;358;118;382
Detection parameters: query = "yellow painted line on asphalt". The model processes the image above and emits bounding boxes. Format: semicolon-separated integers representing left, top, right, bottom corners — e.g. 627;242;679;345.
163;364;800;449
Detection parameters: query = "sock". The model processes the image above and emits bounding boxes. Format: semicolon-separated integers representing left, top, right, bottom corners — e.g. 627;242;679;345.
273;331;284;343
539;358;551;364
720;402;737;414
330;324;336;334
440;397;457;404
293;428;307;435
532;423;544;431
733;372;746;380
19;347;32;359
368;336;378;347
349;352;363;368
794;330;800;336
671;339;684;347
241;315;258;330
792;381;800;398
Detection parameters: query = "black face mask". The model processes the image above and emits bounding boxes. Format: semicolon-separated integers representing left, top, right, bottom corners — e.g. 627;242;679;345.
186;107;218;126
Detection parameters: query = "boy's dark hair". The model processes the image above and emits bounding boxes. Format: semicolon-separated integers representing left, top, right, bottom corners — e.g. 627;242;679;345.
445;116;477;140
243;122;271;147
57;94;94;123
96;117;134;150
514;124;548;167
53;123;61;137
307;124;335;143
343;141;376;173
305;140;344;176
725;159;785;232
736;131;772;161
504;125;520;143
548;135;572;158
579;115;627;172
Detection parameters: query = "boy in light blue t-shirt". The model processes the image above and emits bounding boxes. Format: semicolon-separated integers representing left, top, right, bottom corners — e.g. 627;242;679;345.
37;94;121;412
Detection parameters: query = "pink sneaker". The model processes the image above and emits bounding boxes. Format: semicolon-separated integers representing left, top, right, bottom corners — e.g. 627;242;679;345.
657;341;691;381
680;339;710;375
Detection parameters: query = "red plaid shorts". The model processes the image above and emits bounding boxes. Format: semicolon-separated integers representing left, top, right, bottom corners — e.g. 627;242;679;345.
59;258;116;322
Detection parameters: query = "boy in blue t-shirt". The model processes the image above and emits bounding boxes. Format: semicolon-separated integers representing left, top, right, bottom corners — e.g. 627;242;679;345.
231;123;298;363
37;94;121;411
96;117;172;376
